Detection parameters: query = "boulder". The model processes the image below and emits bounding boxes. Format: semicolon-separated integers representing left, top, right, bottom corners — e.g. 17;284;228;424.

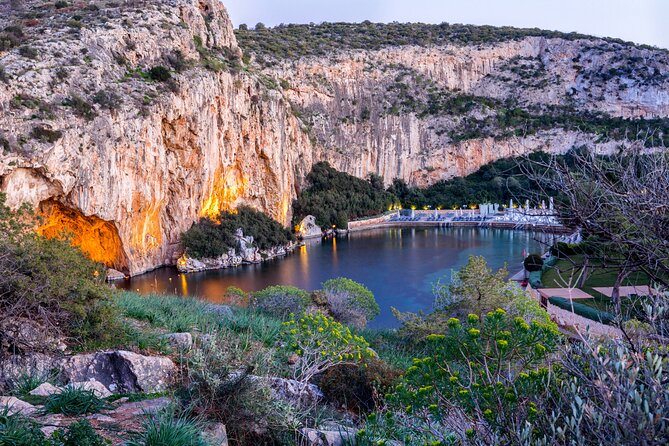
0;318;66;353
161;332;193;350
206;304;234;319
299;425;356;446
0;353;58;390
204;422;229;446
59;351;176;394
29;382;60;397
298;215;323;239
250;376;323;408
69;379;113;398
0;396;36;416
177;255;207;273
106;268;126;281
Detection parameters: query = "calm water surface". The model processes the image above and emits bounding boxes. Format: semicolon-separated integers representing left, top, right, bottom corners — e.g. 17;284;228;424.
119;227;548;327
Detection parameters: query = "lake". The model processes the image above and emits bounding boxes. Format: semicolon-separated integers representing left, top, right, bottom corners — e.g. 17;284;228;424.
118;227;549;327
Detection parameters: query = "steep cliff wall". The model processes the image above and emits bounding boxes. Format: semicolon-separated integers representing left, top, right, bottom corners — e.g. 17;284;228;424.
1;1;667;274
247;31;669;186
0;0;314;275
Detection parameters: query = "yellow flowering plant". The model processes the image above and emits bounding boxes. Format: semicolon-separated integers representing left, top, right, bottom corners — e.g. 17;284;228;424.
280;311;374;383
382;308;560;443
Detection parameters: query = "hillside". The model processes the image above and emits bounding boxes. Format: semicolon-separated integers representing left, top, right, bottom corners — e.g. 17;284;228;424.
0;0;668;274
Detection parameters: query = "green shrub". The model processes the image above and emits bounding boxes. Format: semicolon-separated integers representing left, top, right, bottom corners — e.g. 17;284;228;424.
147;66;171;82
0;407;48;446
63;95;96;120
322;277;380;328
0;194;119;348
524;253;544;272
182;206;294;258
126;407;207;446
251;285;311;318
30;126;62;143
50;419;109;446
281;311;374;383
548;296;616;324
373;309;560;443
43;387;108;416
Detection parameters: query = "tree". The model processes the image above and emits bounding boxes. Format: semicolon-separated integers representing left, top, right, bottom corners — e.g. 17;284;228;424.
435;255;509;315
526;149;669;315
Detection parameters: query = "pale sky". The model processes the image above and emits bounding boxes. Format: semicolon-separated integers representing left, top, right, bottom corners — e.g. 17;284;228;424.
223;0;669;49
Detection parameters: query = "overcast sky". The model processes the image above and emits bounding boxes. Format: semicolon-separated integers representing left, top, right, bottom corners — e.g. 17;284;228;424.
223;0;669;49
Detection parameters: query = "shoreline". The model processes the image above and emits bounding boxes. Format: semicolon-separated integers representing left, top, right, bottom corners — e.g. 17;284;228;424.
346;220;572;234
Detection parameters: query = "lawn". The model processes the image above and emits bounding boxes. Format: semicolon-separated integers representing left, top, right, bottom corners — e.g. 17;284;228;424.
540;254;651;314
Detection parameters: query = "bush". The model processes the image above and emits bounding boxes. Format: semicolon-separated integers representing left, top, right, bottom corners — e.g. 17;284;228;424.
0;407;48;446
548;296;616;324
281;311;374;383
524;253;544;272
30;126;62;143
370;309;560;444
322;278;380;328
147;66;172;82
43;388;108;416
292;162;396;228
126;407;207;446
0;194;119;349
92;89;121;112
50;419;109;446
63;95;96;120
251;285;311;318
182;206;294;258
318;358;401;414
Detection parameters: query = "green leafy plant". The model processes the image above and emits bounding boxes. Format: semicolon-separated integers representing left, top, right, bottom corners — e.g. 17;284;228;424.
322;277;380;328
43;388;108;416
50;419;109;446
0;407;48;446
524;253;544;272
252;285;311;318
377;309;560;444
281;311;374;383
126;407;207;446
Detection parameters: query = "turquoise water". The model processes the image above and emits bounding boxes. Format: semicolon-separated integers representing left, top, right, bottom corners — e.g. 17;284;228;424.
119;227;548;327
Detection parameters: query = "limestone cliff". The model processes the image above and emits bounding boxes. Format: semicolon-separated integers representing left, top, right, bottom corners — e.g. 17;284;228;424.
1;1;667;275
0;0;314;274
240;27;669;186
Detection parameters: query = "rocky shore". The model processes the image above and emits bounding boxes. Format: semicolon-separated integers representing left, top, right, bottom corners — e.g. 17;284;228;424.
177;228;300;273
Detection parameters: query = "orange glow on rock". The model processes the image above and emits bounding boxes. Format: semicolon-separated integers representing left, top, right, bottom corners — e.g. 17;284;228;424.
37;201;129;272
200;165;248;220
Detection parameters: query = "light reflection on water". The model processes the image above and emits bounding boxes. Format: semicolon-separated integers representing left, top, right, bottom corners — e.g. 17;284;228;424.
118;227;551;327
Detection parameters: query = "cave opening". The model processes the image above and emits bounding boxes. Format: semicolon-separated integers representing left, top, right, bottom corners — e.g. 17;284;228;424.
37;200;130;274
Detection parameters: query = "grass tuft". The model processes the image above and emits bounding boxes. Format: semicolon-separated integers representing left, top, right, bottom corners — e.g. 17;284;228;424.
125;407;207;446
43;387;108;416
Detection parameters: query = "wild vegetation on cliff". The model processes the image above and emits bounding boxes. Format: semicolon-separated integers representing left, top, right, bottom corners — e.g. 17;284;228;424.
235;21;665;64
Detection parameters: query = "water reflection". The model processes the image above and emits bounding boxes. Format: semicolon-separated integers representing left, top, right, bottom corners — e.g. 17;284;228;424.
119;228;549;327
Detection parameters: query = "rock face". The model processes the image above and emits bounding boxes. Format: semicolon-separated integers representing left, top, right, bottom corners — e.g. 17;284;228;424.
59;351;176;394
1;1;667;275
297;215;323;239
0;0;314;276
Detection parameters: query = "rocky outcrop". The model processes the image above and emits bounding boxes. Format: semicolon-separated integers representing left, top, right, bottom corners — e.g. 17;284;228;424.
177;228;299;273
1;0;667;275
297;215;323;239
59;350;176;394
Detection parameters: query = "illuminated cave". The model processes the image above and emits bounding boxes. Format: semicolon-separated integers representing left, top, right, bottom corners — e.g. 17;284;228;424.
37;200;129;273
